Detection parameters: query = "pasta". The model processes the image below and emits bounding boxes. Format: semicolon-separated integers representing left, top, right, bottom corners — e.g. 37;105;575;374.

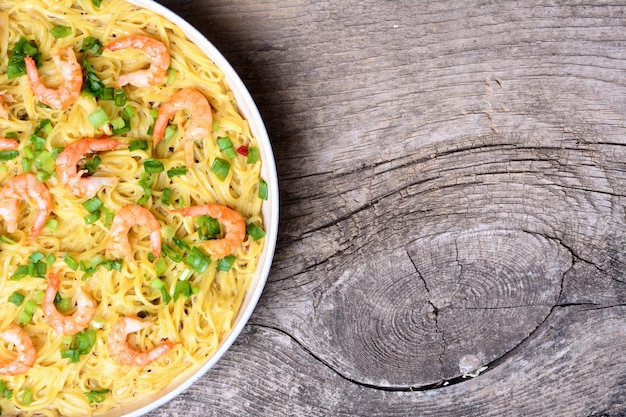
0;0;267;415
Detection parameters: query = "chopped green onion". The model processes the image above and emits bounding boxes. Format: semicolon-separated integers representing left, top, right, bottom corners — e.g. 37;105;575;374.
62;328;96;363
80;36;103;55
8;37;41;79
29;250;45;263
0;380;13;399
50;25;72;39
100;87;114;101
155;257;167;276
84;209;101;225
179;267;194;282
21;388;32;406
110;116;126;130
81;59;106;98
102;206;114;229
258;178;269;200
217;255;236;272
143;158;164;173
82;197;103;213
19;300;37;325
173;280;192;301
161;187;171;205
0;150;19;161
8;291;25;306
35;170;51;182
4;132;17;139
100;259;122;271
162;243;182;263
185;247;211;273
149;277;166;290
128;140;148;151
44;218;58;233
60;349;80;362
246;146;259;164
83;154;101;175
34;119;52;135
33;291;45;305
85;389;109;404
246;223;266;241
216;137;236;158
0;235;16;244
33;260;47;278
114;89;128;106
54;294;71;313
11;264;33;280
88;254;105;269
64;252;79;271
164;125;177;142
91;0;103;7
172;236;190;251
34;151;55;173
30;134;46;152
51;146;64;158
122;105;136;120
23;146;34;159
160;287;171;304
166;67;177;84
198;215;221;240
160;225;175;240
44;253;56;265
210;158;230;180
167;166;186;178
88;108;109;128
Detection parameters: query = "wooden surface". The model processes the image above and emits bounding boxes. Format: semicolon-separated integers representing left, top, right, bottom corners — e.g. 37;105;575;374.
150;1;626;416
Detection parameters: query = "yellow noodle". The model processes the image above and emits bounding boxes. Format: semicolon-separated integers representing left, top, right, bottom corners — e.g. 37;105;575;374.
0;0;266;415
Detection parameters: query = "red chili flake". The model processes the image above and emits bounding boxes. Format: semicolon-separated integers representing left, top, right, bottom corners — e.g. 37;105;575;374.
236;146;249;156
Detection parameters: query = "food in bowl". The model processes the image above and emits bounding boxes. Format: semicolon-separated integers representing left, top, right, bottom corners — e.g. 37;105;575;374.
0;0;270;415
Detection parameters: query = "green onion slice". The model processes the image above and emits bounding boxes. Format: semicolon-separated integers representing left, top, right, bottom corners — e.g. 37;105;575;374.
210;158;230;180
185;247;211;273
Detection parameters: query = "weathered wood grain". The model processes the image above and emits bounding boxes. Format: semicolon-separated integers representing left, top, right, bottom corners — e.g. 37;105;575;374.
149;1;626;416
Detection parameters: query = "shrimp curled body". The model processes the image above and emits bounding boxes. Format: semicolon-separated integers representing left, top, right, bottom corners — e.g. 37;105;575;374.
0;173;51;239
25;47;82;110
172;203;245;259
43;271;97;336
152;88;213;167
106;35;170;88
0;138;19;150
0;325;36;376
106;204;162;261
107;316;178;367
55;138;127;198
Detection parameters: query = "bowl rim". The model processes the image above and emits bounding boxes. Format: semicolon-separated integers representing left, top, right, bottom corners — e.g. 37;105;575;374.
104;1;279;416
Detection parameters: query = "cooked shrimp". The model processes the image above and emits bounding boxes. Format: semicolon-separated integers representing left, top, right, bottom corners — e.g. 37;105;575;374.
0;326;36;376
25;47;82;110
42;271;97;336
55;138;127;198
0;91;15;119
106;204;162;261
107;316;178;367
0;138;18;150
106;35;170;88
172;203;245;259
0;173;51;239
152;88;213;167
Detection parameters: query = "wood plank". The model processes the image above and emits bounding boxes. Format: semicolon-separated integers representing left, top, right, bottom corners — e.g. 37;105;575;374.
149;0;626;415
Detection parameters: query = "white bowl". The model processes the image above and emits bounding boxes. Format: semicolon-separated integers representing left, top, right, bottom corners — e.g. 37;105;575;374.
103;1;278;416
